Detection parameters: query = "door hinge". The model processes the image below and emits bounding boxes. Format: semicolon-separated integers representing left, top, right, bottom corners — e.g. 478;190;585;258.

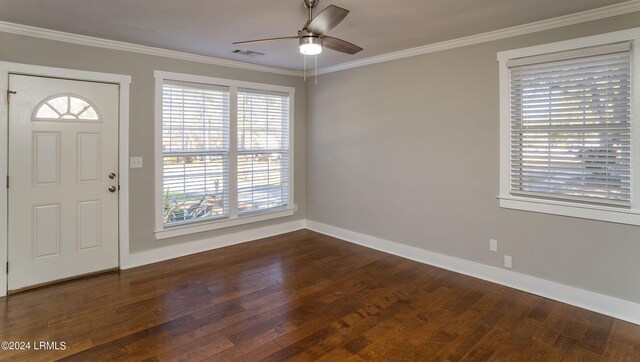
5;262;7;274
6;90;16;104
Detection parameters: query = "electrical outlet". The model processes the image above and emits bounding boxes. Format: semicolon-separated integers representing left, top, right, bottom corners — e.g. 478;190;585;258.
489;239;498;252
130;156;143;169
504;255;513;269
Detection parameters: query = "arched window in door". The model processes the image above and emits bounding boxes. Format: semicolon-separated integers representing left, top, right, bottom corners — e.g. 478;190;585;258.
33;94;100;121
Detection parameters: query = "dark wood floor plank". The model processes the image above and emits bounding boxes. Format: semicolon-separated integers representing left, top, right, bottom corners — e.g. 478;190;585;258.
609;319;640;350
0;229;638;361
581;313;614;355
601;340;640;361
528;298;556;322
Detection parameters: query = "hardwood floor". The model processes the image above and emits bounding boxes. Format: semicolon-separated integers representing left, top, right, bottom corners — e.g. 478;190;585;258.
0;229;639;361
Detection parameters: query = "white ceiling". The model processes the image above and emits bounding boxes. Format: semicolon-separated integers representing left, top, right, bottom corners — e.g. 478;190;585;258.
0;0;632;71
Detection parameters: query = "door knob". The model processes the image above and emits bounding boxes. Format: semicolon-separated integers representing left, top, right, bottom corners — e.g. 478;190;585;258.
109;172;116;179
108;185;117;193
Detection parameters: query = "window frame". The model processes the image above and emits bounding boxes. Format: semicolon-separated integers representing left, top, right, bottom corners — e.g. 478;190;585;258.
154;71;295;239
497;28;640;225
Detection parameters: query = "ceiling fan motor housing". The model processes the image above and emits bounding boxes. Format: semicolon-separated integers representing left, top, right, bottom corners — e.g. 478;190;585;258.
302;0;320;9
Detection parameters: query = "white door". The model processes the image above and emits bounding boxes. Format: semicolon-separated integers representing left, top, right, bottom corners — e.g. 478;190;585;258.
8;75;119;291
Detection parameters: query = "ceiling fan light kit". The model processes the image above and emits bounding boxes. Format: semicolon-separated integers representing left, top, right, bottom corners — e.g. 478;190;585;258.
299;36;323;55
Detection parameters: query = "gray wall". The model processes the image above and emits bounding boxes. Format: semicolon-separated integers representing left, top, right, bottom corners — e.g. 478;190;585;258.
306;12;640;303
0;33;307;253
2;10;639;303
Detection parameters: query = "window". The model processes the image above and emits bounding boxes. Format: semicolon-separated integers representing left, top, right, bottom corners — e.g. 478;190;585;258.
162;82;230;225
498;29;640;225
34;94;99;121
237;89;290;214
154;72;295;239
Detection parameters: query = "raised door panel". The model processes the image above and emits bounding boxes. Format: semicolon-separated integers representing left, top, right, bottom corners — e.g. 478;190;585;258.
33;132;60;186
33;204;60;259
78;200;101;250
77;133;101;183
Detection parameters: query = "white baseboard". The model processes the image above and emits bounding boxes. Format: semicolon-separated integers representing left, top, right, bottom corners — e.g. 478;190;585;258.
305;220;640;325
121;219;306;269
117;217;640;325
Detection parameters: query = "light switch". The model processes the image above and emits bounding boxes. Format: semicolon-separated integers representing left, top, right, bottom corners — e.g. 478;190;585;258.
130;156;143;169
504;255;513;269
489;239;498;252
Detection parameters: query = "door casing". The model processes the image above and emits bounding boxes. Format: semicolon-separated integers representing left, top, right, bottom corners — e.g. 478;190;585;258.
0;62;131;297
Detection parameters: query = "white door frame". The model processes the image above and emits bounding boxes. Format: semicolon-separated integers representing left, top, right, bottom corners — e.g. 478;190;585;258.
0;62;131;297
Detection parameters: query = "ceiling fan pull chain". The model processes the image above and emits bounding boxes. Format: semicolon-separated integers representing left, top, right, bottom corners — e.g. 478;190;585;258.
315;55;318;85
303;55;307;81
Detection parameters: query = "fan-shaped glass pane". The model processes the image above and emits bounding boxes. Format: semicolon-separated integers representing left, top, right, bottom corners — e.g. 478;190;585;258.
70;97;90;115
77;106;98;120
48;96;69;115
33;95;100;121
35;104;60;119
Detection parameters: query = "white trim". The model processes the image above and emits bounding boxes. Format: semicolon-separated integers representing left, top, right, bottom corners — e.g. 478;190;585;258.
155;206;297;239
0;21;303;77
317;0;640;75
1;1;639;78
154;71;296;94
288;91;295;211
0;69;8;297
229;87;239;220
153;71;296;239
498;49;511;201
497;28;640;224
496;27;640;61
0;62;131;297
118;80;132;272
305;220;640;325
123;219;305;269
633;22;640;221
499;196;640;225
153;71;165;234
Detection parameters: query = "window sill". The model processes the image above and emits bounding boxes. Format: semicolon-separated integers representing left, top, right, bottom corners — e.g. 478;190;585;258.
498;196;640;226
155;205;297;240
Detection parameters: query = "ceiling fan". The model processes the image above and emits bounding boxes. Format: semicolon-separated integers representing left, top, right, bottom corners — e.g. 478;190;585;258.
233;0;363;56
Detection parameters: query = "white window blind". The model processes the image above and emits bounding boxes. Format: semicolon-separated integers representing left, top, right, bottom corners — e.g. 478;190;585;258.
508;43;632;207
238;89;290;215
162;81;230;225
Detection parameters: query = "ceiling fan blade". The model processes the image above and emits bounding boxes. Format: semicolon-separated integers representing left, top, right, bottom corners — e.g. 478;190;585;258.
233;36;298;45
322;36;363;55
306;5;349;35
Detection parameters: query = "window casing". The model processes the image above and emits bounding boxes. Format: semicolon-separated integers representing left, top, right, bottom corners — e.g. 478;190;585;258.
154;71;295;239
498;28;640;225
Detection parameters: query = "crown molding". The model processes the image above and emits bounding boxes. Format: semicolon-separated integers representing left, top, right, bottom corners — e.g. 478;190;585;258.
0;21;304;77
0;0;639;78
317;0;640;75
